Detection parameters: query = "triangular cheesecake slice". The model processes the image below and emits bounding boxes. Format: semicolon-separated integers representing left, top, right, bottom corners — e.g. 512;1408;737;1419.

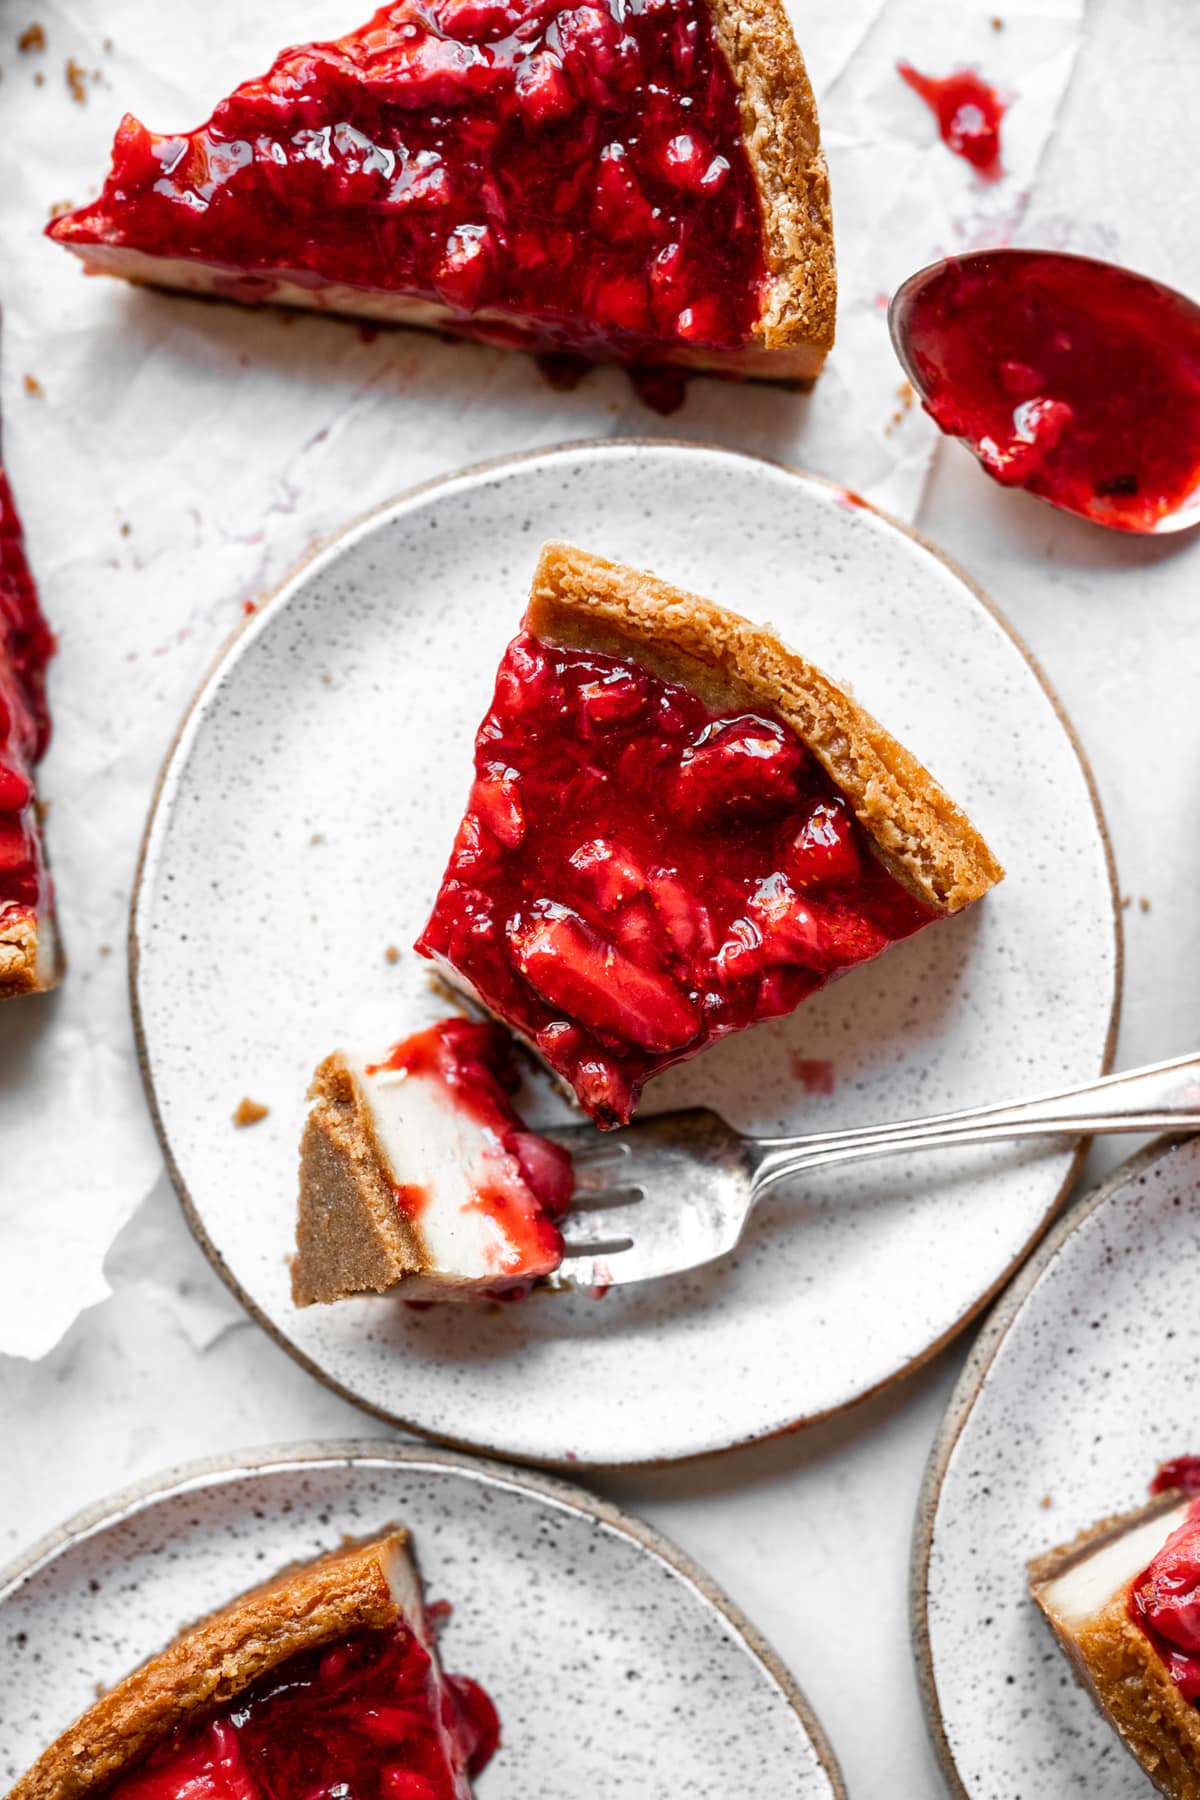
47;0;834;381
293;1016;573;1305
416;543;1003;1126
1;460;60;999
1030;1481;1200;1797
12;1529;499;1800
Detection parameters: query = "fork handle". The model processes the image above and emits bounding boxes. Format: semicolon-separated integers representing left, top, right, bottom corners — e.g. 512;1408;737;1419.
746;1051;1200;1196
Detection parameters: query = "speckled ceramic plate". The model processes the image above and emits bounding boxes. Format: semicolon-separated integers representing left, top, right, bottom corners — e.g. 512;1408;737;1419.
0;1441;844;1796
914;1136;1200;1798
131;439;1119;1465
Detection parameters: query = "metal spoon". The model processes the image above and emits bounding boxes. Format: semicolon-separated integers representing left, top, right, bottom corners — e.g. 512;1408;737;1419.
889;248;1200;534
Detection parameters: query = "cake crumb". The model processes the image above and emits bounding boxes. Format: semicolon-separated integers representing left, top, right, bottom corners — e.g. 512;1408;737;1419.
385;945;401;964
991;14;1004;27
310;831;325;846
48;198;74;218
34;70;45;84
1120;893;1132;910
120;521;131;537
65;56;87;102
233;1097;269;1128
98;943;112;957
320;671;333;685
22;373;43;398
1139;896;1151;913
1040;1493;1053;1509
102;36;113;52
18;22;46;52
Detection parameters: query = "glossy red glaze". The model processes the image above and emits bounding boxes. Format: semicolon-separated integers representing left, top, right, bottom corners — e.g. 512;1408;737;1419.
109;1623;497;1800
897;63;1006;176
1129;1497;1200;1703
899;251;1200;531
370;1017;572;1282
416;631;934;1125
0;465;55;926
1152;1456;1200;1499
49;0;766;368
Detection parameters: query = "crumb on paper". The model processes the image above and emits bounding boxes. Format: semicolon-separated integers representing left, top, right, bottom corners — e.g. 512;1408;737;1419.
791;1054;836;1096
98;943;111;957
22;373;43;398
310;831;325;846
119;521;131;536
385;945;401;964
18;22;46;52
320;671;333;685
1140;896;1151;913
1120;893;1132;910
34;70;45;84
65;56;87;102
103;36;113;52
48;198;73;218
1040;1493;1053;1509
233;1097;270;1128
991;14;1005;27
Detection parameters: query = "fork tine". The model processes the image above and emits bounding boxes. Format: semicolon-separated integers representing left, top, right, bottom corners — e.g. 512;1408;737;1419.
568;1166;645;1200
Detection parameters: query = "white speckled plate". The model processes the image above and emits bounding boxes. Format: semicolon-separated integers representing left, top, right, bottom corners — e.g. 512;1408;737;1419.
0;1442;844;1796
914;1136;1200;1798
131;439;1120;1465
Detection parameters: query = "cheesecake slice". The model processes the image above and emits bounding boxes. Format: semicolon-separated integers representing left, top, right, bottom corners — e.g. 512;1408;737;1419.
47;0;834;382
415;542;1003;1125
0;461;60;998
293;1016;573;1304
1030;1488;1200;1798
12;1529;499;1800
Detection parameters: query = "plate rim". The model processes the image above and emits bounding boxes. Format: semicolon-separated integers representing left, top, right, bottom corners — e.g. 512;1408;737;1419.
909;1132;1190;1799
128;435;1124;1468
0;1436;848;1799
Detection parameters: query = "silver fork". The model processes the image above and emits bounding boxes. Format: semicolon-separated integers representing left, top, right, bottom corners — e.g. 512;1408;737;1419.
541;1052;1200;1290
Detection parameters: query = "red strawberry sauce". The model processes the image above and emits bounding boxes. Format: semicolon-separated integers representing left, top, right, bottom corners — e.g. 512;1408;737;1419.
49;0;767;366
0;466;55;927
897;63;1006;177
368;1017;573;1281
416;631;933;1125
1130;1496;1200;1704
897;251;1200;531
107;1624;499;1800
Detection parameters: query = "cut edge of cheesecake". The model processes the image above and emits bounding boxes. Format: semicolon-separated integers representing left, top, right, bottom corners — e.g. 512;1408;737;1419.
1028;1490;1200;1800
528;541;1004;915
10;1530;428;1800
47;0;834;384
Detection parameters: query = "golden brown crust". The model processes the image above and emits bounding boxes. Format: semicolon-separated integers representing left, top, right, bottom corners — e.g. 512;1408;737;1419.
527;543;1003;914
705;0;836;372
0;905;63;1000
1030;1496;1200;1799
11;1532;412;1800
291;1053;426;1306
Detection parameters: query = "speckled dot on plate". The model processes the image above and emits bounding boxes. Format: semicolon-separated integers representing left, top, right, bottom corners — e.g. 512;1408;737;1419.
0;1443;844;1797
131;440;1119;1466
915;1136;1200;1798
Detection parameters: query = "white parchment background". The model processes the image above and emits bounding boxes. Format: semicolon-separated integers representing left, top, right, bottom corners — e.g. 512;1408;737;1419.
3;3;1200;1796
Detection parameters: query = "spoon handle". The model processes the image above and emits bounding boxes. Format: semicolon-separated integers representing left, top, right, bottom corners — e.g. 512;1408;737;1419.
747;1052;1200;1195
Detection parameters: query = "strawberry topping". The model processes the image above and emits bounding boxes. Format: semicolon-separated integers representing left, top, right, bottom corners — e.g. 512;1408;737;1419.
416;630;935;1124
0;465;55;931
1129;1497;1200;1702
49;0;767;368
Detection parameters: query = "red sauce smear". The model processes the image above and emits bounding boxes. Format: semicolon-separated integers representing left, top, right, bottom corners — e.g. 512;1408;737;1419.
48;0;767;369
0;465;55;926
897;63;1006;178
1129;1496;1200;1703
416;632;934;1126
371;1017;573;1281
107;1623;499;1800
899;251;1200;532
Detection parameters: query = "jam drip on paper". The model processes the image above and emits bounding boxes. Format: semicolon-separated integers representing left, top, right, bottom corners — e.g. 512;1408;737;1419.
897;63;1006;177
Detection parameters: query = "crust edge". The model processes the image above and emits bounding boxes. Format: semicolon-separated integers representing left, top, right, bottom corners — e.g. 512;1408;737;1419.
526;542;1003;915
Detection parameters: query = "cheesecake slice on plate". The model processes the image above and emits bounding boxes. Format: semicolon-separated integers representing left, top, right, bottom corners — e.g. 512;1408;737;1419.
12;1529;499;1800
1030;1482;1200;1798
415;542;1003;1126
293;1016;573;1304
0;461;59;998
48;0;834;382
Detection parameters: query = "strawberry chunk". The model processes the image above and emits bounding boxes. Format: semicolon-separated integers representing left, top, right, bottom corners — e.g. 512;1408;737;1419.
786;799;861;889
470;762;525;848
0;760;32;813
509;907;698;1050
509;1129;575;1217
647;870;716;957
568;837;646;909
666;715;809;828
579;667;646;725
717;876;830;980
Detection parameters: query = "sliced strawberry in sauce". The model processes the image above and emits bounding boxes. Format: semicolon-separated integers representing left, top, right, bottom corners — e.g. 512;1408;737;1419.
717;875;830;980
785;799;861;889
665;715;809;828
647;869;716;958
579;667;646;726
568;837;646;909
509;1128;574;1217
470;762;526;848
509;907;699;1051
